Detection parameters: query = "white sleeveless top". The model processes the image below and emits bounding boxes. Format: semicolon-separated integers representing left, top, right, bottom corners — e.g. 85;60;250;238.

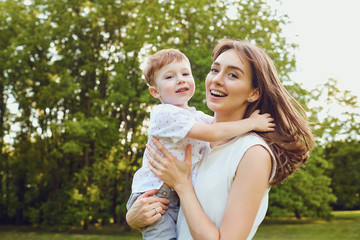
176;133;276;240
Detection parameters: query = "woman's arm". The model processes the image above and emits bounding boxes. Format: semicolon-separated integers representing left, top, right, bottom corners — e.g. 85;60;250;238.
219;146;271;239
126;189;169;231
147;138;272;240
187;110;274;142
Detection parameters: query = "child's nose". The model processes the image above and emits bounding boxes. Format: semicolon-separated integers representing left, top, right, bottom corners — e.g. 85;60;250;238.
177;78;185;85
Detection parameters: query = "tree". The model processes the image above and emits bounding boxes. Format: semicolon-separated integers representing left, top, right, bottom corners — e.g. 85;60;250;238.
0;0;336;227
0;0;42;225
310;78;360;210
267;74;360;218
268;146;336;219
308;78;360;143
0;0;14;224
325;140;360;210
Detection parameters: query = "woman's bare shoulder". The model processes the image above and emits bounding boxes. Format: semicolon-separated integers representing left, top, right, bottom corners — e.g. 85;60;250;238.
236;145;272;177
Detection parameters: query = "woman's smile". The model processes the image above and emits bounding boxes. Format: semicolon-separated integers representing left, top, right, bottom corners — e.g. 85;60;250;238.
210;89;227;97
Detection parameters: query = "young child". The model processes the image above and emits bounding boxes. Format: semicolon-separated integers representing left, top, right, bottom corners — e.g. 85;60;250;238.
127;49;274;239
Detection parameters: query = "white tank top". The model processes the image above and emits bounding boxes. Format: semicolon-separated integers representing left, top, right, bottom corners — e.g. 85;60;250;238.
176;133;276;240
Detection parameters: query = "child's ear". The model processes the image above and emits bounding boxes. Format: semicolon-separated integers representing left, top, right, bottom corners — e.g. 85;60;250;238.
149;86;160;99
248;88;260;102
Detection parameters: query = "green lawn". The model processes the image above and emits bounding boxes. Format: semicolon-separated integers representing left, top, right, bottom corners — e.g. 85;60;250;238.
0;225;142;240
254;211;360;240
0;211;359;240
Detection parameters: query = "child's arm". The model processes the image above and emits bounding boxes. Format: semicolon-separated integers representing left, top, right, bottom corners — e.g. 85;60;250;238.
187;110;275;142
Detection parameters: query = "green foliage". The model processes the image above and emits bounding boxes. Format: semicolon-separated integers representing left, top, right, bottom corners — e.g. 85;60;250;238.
308;78;360;142
0;0;340;228
268;146;336;219
325;140;360;210
304;77;360;211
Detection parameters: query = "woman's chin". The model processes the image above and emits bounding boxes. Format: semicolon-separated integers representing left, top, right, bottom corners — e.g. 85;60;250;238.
206;101;223;113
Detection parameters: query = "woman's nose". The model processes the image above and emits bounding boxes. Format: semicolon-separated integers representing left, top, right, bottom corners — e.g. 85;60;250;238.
212;73;224;86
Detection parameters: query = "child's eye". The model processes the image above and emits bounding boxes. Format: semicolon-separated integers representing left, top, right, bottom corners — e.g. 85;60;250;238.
166;75;174;79
183;73;190;76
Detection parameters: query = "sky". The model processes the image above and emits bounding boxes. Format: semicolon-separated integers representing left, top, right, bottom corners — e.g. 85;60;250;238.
273;0;360;99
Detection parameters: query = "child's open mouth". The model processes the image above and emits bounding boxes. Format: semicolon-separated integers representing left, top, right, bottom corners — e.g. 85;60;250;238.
176;88;189;93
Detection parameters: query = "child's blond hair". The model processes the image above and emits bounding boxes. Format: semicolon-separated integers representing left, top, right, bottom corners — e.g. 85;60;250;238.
144;49;189;86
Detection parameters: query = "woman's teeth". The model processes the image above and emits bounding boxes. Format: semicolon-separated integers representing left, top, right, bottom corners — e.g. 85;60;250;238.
210;90;226;97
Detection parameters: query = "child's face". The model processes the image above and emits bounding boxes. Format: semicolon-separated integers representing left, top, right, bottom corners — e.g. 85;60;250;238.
149;59;195;108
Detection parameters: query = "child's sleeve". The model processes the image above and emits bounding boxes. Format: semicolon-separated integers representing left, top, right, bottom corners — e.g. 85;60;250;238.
196;110;213;125
149;105;196;143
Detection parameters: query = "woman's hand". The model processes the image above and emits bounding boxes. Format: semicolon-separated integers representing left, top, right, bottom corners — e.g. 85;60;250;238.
126;189;169;231
146;137;192;194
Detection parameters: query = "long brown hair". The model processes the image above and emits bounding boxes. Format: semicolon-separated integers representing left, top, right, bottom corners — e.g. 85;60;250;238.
212;39;314;186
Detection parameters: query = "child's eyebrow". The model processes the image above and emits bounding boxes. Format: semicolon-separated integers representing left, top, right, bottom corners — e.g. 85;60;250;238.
162;69;174;74
212;62;244;74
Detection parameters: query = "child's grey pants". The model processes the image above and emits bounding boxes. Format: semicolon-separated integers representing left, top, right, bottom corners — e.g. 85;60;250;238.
127;184;179;240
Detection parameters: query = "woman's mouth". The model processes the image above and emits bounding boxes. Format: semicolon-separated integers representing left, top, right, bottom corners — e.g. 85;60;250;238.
210;90;227;97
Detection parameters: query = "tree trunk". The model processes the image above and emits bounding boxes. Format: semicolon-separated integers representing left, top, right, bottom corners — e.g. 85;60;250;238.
112;176;118;224
15;174;26;225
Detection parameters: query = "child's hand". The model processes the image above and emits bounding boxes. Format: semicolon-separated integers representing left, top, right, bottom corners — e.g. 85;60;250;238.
249;110;275;132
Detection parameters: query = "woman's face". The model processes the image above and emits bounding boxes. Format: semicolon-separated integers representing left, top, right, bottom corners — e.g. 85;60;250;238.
205;49;255;120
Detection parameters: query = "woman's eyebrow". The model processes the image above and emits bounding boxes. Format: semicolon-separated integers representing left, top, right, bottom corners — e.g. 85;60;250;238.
228;65;244;74
212;62;244;74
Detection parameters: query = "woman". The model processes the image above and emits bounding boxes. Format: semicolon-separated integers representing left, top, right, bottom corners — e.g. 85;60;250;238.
127;39;314;239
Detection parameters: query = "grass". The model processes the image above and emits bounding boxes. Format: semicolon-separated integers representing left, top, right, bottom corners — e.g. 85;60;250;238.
0;211;359;240
254;211;360;240
0;225;142;240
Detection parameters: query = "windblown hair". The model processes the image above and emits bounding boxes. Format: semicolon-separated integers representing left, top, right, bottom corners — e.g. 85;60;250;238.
143;49;189;86
212;39;314;186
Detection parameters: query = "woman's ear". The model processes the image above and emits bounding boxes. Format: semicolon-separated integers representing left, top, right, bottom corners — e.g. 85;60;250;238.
248;88;260;102
149;86;160;99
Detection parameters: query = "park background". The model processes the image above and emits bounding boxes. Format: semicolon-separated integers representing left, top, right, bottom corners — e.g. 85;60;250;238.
0;0;359;239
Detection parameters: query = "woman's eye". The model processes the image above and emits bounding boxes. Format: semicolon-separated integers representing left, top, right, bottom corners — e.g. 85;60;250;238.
229;73;238;79
210;68;218;73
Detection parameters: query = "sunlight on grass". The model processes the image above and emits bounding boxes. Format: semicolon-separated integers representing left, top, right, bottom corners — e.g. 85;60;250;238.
332;210;360;218
253;211;360;240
